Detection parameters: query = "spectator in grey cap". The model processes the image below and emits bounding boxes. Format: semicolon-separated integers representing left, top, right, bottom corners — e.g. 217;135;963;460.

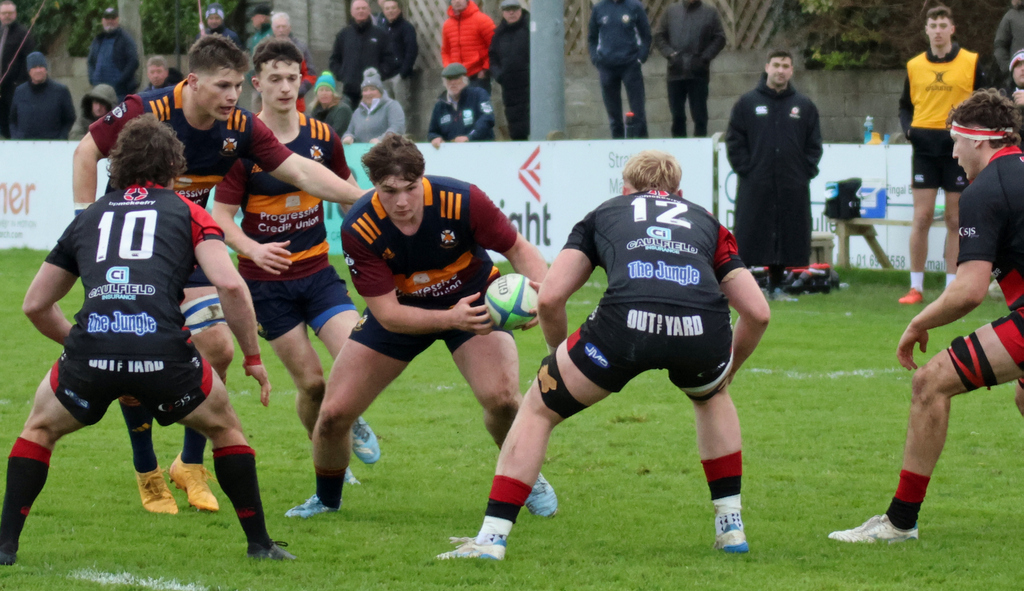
490;0;530;140
9;52;76;139
198;3;243;49
342;67;406;144
87;6;139;101
428;62;495;148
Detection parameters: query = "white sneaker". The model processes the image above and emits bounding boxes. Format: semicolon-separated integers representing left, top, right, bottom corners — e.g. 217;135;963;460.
713;516;749;554
828;515;919;543
436;536;506;560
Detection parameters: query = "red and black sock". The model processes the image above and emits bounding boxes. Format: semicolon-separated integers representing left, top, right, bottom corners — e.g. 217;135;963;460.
315;467;345;509
886;469;929;530
212;446;272;549
0;438;52;555
701;451;742;500
485;475;532;523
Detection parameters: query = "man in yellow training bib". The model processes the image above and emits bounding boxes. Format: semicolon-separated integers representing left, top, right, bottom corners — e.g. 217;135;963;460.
897;4;985;305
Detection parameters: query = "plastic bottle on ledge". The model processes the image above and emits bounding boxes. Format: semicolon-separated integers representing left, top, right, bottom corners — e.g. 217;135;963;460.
863;116;874;144
625;111;634;140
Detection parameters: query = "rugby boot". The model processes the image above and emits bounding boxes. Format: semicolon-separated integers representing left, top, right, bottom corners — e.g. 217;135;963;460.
0;548;16;566
436;536;506;560
828;514;919;543
898;288;924;304
714;522;749;553
248;540;296;560
284;494;339;518
169;454;219;512
136;467;178;514
524;473;557;516
351;416;380;464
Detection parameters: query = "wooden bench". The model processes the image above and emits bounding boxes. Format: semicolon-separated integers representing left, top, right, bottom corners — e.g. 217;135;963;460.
834;218;945;269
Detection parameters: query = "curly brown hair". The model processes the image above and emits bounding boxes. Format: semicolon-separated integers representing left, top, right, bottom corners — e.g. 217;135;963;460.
947;89;1023;149
188;34;249;74
361;133;425;185
107;115;186;189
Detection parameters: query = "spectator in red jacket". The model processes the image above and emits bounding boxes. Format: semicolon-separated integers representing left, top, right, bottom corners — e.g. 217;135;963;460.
441;0;495;93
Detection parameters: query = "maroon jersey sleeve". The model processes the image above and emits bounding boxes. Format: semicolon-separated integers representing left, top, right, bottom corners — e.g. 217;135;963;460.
214;160;249;206
245;116;294;172
328;131;353;179
713;225;745;282
468;185;518;253
181;196;226;246
341;229;396;298
88;95;145;156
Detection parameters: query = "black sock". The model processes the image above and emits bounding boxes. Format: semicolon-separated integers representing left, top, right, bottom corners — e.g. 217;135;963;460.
315;468;345;509
485;499;522;523
708;475;741;500
212;446;272;549
768;265;786;291
181;428;207;465
120;400;158;473
885;497;920;531
0;439;52;555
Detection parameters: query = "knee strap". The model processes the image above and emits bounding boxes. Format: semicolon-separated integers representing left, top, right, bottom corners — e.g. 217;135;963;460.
538;354;587;419
181;295;226;334
948;333;997;392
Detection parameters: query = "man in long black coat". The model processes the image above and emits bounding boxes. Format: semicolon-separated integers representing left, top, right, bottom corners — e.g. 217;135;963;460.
490;0;529;140
0;0;36;138
726;50;822;293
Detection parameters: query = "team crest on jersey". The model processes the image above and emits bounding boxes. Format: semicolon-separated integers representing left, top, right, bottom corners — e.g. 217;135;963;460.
440;229;458;248
382;248;395;260
621;14;630;23
412;272;431;285
789;106;801;119
310;145;324;162
124;187;149;201
220;137;238;156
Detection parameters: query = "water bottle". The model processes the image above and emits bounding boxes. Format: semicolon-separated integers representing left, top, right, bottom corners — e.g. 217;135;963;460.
625;111;634;139
863;116;874;144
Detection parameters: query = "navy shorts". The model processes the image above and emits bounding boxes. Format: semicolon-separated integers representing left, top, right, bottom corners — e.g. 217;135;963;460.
566;302;733;399
247;265;357;341
910;128;968;193
50;350;213;427
347;301;509;363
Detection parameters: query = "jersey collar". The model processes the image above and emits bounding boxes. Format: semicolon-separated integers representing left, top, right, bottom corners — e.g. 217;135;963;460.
990;145;1023;163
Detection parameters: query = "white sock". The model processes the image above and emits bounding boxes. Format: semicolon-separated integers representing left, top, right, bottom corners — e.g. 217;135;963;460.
712;494;743;535
476;515;513;545
946;273;956;287
910;272;924;292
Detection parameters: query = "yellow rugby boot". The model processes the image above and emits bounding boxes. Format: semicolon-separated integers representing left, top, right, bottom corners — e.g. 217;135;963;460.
135;467;178;514
169;454;219;512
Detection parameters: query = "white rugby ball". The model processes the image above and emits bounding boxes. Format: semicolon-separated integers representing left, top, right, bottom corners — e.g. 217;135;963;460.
485;273;537;330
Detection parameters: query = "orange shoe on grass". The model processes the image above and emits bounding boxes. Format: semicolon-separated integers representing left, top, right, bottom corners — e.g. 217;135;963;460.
898;288;924;304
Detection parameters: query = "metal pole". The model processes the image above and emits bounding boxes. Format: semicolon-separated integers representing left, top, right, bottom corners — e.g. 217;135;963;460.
175;0;181;71
529;0;565;140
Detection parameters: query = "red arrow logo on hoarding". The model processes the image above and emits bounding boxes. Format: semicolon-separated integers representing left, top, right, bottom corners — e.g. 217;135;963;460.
519;146;541;202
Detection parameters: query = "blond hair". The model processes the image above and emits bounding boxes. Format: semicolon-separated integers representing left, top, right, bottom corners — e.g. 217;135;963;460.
622;150;682;193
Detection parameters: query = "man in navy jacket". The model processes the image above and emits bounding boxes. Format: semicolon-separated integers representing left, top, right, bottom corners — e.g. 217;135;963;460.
428;63;495;147
588;0;651;138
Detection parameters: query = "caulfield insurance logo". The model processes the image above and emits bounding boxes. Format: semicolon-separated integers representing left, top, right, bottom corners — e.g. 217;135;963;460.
519;146;541;201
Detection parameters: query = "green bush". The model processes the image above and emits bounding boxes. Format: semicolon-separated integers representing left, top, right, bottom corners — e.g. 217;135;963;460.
13;0;241;57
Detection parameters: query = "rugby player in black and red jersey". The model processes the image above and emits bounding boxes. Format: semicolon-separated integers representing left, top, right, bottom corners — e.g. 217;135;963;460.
0;116;292;564
214;39;379;496
438;150;771;560
69;35;366;516
830;89;1024;544
289;134;556;519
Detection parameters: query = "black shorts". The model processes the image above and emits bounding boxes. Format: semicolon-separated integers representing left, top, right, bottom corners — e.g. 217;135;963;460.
566;303;733;398
185;265;212;289
347;301;510;363
49;350;213;427
909;128;968;192
247;266;357;341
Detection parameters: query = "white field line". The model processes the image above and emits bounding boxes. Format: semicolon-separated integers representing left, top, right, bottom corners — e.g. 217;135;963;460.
68;569;209;591
746;368;904;380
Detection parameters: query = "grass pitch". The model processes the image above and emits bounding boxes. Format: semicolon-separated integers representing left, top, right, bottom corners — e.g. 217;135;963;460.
0;249;1021;590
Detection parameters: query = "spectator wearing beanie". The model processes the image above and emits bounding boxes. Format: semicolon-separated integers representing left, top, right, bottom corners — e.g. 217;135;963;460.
10;52;76;139
1005;49;1024;140
996;0;1024;84
310;72;353;135
342;67;406;144
247;4;273;53
441;0;495;94
197;3;243;48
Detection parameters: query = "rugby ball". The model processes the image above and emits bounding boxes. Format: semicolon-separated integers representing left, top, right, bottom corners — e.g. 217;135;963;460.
485;273;537;330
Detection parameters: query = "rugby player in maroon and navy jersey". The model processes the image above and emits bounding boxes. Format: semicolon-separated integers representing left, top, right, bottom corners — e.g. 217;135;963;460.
831;89;1024;544
288;134;557;519
0;116;292;564
438;150;771;560
68;35;367;517
214;38;379;495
